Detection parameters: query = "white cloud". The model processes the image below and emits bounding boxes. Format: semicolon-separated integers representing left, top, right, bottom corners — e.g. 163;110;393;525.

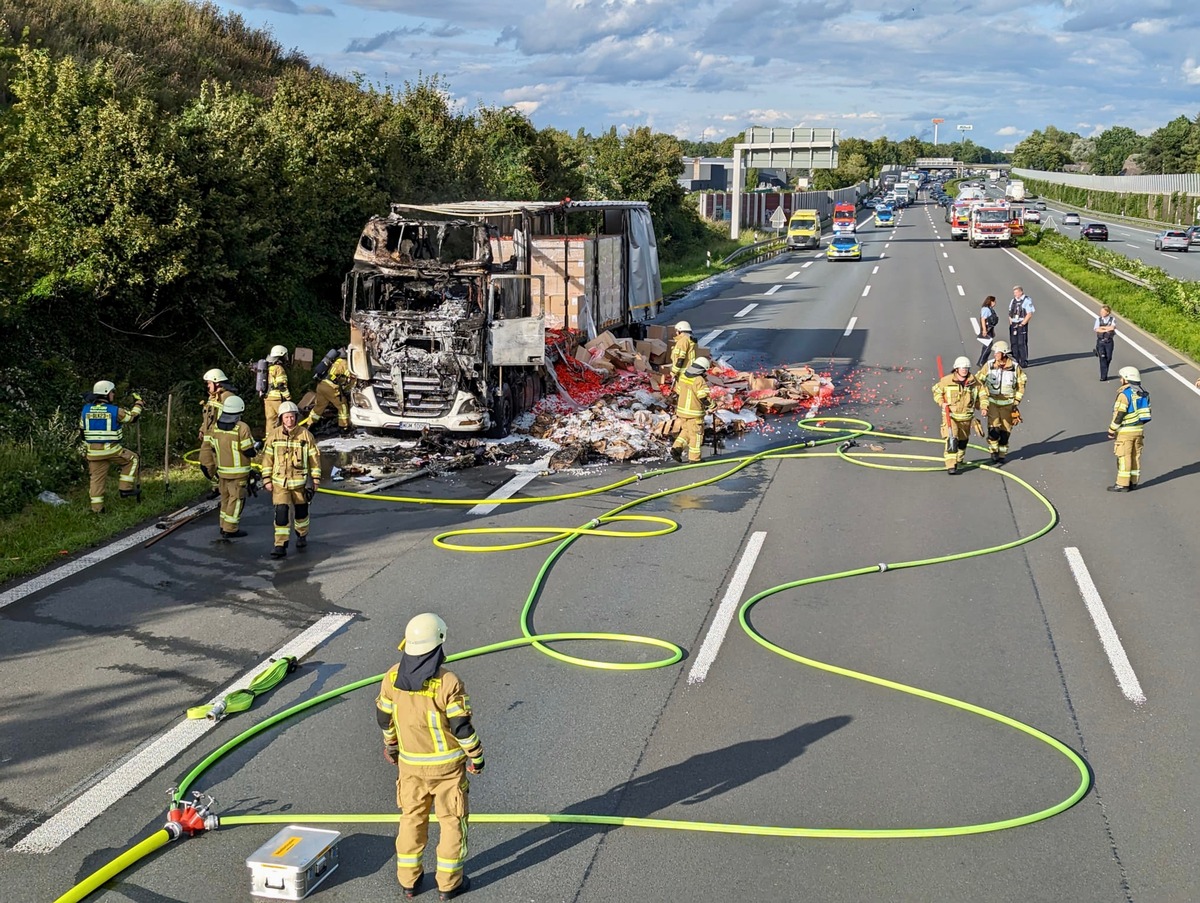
1131;19;1167;35
1184;58;1200;85
996;126;1020;136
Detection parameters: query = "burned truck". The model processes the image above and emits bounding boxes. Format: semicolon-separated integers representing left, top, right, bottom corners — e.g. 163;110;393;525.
342;200;663;434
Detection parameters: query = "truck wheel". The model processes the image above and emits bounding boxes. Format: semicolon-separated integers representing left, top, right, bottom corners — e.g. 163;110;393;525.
487;386;513;439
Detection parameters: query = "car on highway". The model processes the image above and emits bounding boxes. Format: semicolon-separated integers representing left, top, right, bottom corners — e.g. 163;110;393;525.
1024;209;1042;223
1081;223;1108;241
826;234;862;261
1063;212;1081;226
1035;201;1048;210
874;206;895;227
1186;225;1200;246
1154;230;1190;252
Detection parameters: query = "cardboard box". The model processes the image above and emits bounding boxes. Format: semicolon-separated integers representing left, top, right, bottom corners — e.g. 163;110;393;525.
645;325;669;342
293;347;314;370
585;330;618;352
756;397;799;414
750;376;778;392
614;337;635;353
633;353;652;373
696;346;712;361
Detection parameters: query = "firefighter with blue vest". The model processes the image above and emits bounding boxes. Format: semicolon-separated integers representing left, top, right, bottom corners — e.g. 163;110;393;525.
261;401;320;558
376;613;484;901
261;345;291;433
199;396;256;539
1106;366;1150;491
80;381;144;513
670;356;714;463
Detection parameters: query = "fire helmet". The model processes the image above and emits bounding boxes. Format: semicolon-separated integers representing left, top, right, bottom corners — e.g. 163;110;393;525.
402;612;447;655
675;321;692;334
953;356;971;370
1119;366;1141;383
268;345;288;361
93;380;115;396
221;396;245;415
692;356;711;370
278;401;300;416
991;341;1010;354
203;368;228;383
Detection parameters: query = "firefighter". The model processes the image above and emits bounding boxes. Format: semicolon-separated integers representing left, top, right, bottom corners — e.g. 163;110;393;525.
1106;366;1151;492
933;356;984;475
261;401;320;558
80;381;144;513
669;320;697;383
262;345;291;433
199;396;256;539
975;340;1027;464
303;349;353;432
199;368;236;442
670;356;715;463
376;613;484;901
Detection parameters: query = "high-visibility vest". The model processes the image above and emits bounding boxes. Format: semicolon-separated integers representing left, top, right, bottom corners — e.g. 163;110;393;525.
933;375;982;421
674;373;710;418
261;426;320;488
202;421;255;478
1111;386;1150;435
375;666;482;769
976;361;1025;406
79;401;141;457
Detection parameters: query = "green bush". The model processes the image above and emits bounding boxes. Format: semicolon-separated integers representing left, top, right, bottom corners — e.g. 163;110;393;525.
0;407;84;517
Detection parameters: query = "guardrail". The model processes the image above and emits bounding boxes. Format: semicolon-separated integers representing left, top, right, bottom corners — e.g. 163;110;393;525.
1087;258;1153;289
721;237;786;266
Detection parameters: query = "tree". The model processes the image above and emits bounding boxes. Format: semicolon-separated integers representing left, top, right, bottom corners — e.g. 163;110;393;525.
1090;127;1142;176
1139;115;1194;175
1012;130;1072;171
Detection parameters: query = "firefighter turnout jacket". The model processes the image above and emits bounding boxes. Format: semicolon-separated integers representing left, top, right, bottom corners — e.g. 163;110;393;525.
376;665;484;771
266;363;291;401
200;420;256;478
933;373;983;420
261;425;320;488
670;334;697;380
80;397;144;459
1110;385;1151;436
673;372;712;418
200;386;235;437
975;359;1026;412
323;357;353;391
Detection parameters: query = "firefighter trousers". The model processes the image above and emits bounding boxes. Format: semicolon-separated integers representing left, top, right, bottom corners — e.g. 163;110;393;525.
219;477;248;532
395;766;469;893
87;448;138;512
985;405;1016;455
263;396;284;433
940;419;972;468
1114;434;1143;488
672;415;704;462
308;381;349;428
271;487;310;547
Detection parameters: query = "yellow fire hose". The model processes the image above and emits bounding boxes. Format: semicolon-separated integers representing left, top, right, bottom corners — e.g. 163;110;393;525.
57;420;1089;901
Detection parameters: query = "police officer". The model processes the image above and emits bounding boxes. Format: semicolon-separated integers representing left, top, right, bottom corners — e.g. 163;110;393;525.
669;321;697;383
1008;285;1035;367
670;356;714;463
933;356;984;475
199;368;236;441
304;350;353;432
977;295;999;366
199;396;256;540
261;401;320;558
975;341;1027;464
1106;366;1150;492
1093;305;1116;382
261;345;291;433
376;613;484;901
80;381;144;513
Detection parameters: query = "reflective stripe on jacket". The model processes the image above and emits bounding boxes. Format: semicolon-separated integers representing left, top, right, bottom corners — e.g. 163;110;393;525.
376;666;483;769
673;373;711;418
670;335;696;377
975;361;1026;407
261;425;320;488
933;374;983;421
322;357;352;390
1110;387;1148;435
80;401;142;457
201;421;256;477
266;363;291;400
200;388;234;436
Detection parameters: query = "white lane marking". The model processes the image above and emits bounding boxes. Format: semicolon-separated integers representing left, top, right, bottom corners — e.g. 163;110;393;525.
812;252;823;259
801;260;815;269
844;317;858;336
764;285;782;296
940;243;945;248
687;531;766;685
948;265;956;274
861;285;871;297
0;499;221;611
735;303;758;318
469;455;552;515
872;265;880;274
1004;250;1200;395
956;284;965;296
884;243;890;249
943;252;949;258
879;252;886;258
787;271;801;279
1063;548;1146;705
698;329;723;347
11;612;355;852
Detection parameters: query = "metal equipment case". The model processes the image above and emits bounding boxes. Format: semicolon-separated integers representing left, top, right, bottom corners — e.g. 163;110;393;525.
246;825;341;899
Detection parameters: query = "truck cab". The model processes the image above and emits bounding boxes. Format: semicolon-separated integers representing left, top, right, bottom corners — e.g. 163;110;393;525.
832;202;858;234
786;209;822;249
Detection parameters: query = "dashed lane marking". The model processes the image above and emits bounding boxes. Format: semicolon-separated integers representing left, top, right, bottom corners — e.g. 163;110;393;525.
844;317;858;336
861;285;871;297
764;285;782;295
469;455;553;515
1064;548;1146;705
956;285;965;296
687;532;766;685
735;303;758;318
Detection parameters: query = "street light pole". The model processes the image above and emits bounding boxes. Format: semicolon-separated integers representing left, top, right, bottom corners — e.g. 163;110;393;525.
932;118;944;147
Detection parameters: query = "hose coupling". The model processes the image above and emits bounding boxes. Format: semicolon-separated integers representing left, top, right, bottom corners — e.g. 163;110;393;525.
586;519;600;530
206;700;227;722
840;440;858;452
878;563;889;572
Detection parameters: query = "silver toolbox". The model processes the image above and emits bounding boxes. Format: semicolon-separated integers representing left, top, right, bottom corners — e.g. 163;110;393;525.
246;825;341;900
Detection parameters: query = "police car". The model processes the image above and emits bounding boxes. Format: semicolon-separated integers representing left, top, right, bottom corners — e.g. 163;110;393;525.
826;234;862;261
874;206;895;227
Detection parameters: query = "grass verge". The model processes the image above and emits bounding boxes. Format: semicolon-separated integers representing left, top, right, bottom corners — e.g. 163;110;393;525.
660;223;762;297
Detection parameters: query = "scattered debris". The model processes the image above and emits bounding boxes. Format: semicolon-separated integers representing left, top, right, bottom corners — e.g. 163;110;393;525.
37;491;68;506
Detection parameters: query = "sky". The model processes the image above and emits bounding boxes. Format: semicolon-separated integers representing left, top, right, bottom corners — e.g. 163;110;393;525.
210;0;1200;152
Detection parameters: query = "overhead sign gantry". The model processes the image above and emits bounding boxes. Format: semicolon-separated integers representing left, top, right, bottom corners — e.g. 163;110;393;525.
730;127;838;238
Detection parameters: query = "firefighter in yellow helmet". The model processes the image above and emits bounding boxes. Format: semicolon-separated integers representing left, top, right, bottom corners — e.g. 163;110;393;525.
669;321;697;383
199;396;257;539
1106;366;1150;491
975;340;1026;464
80;381;144;513
199;368;236;442
933;356;984;475
261;401;320;558
670;356;715;463
303;349;354;432
376;613;484;901
261;345;291;433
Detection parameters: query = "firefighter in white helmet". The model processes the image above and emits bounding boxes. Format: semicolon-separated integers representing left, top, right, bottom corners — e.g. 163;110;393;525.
376;613;484;901
670;356;715;463
262;345;291;433
669;321;697;383
261;400;319;558
1106;366;1150;491
80;380;144;513
199;396;256;539
199;368;236;441
933;356;984;475
975;340;1027;464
